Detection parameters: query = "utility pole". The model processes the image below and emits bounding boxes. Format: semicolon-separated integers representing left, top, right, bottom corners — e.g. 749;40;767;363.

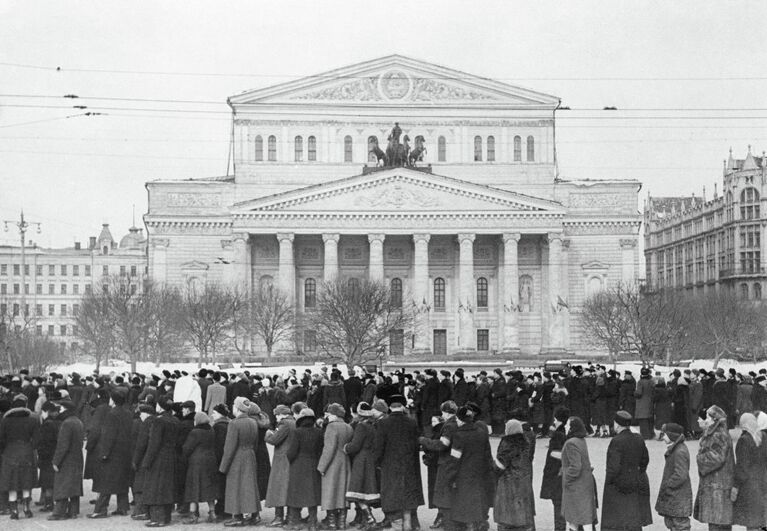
4;210;41;323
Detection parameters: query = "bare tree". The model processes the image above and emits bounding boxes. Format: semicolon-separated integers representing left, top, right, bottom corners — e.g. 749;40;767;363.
75;287;116;371
7;334;63;375
104;275;151;373
180;283;237;367
0;296;36;373
247;284;295;357
304;279;414;367
143;283;185;365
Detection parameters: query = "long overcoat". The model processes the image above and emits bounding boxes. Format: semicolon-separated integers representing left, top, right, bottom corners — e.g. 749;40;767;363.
93;405;133;494
38;415;62;489
286;415;323;508
633;376;654;420
52;410;84;499
693;418;735;525
732;430;766;528
211;416;229;502
419;416;457;509
182;423;218;503
540;423;566;500
131;415;153;494
318;418;353;510
83;401;108;480
219;415;260;515
655;436;692;518
494;433;535;528
373;410;424;513
601;429;652;529
561;434;598;526
141;411;179;506
653;384;674;430
264;417;296;508
344;418;379;503
443;421;493;524
0;407;40;491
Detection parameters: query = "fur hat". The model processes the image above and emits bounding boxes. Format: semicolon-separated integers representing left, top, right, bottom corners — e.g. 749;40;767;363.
233;396;251;414
194;411;210;426
456;406;475;423
440;400;458;414
662;423;684;442
325;403;345;418
357;402;374;417
505;419;523;436
614;410;632;427
212;403;230;418
296;408;316;421
273;404;291;417
372;399;389;414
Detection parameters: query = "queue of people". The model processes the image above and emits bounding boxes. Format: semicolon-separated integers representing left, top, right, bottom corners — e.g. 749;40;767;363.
0;364;765;530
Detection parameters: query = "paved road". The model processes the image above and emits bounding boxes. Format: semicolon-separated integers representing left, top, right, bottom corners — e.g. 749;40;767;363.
2;433;726;530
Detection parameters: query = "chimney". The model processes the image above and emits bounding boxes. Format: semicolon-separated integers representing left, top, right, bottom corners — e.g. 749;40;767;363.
89;236;96;250
74;241;81;250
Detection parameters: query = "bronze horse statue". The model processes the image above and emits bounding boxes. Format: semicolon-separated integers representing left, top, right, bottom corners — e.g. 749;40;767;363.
385;122;411;167
368;136;387;166
408;135;427;166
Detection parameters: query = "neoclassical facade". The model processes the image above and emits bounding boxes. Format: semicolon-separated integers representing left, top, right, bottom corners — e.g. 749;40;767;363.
145;56;642;357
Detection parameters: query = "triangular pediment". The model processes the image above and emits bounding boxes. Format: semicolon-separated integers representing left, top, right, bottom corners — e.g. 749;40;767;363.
231;168;564;215
228;55;559;107
180;260;209;271
582;260;610;271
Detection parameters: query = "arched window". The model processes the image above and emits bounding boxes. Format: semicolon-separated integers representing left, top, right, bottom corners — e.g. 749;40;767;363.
259;275;274;291
526;136;535;161
268;135;277;161
390;278;402;308
434;277;446;311
740;187;760;220
255;135;263;161
755;282;762;300
741;282;750;300
294;136;303;162
726;191;734;222
487;136;495;162
513;136;522;161
438;136;446;162
473;136;483;161
344;135;353;162
587;276;604;296
308;136;317;161
476;277;488;308
304;278;316;308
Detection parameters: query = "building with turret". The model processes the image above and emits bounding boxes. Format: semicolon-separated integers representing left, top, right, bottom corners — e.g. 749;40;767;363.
644;147;767;299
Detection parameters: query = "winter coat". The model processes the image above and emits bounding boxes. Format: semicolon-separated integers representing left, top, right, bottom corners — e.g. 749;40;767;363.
38;415;62;489
751;383;767;413
453;378;469;407
540;423;566;500
251;413;272;502
343;377;363;414
141;411;179;506
318;418;353;510
182;423;218;503
322;381;347;411
633;376;654;420
93;405;133;494
172;376;202;412
52;410;84;499
344;418;379;503
131;415;153;493
672;380;690;432
0;407;39;491
736;383;753;415
732;430;766;528
264;417;296;508
618;377;636;417
204;382;227;413
373;410;424;513
494;433;535;528
286;415;323;508
212;416;229;501
443;421;493;524
655;436;692;518
361;381;377;406
475;381;491;424
601;428;652;529
693;418;735;525
561;434;598;526
711;380;733;418
83;401;108;480
219;415;260;515
653;384;674;430
419;415;457;508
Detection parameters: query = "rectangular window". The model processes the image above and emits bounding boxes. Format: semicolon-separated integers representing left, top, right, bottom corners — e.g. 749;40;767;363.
73;303;79;316
49;264;55;276
120;265;126;277
36;283;42;295
60;325;67;336
72;326;78;338
303;330;316;352
48;325;54;335
73;265;79;276
73;284;79;295
60;304;67;316
389;329;404;356
48;283;55;295
48;304;54;316
433;329;447;356
13;264;19;276
0;304;5;315
0;284;5;295
85;265;91;276
13;283;19;295
61;265;67;276
61;284;67;295
12;303;19;317
477;329;489;351
36;325;42;336
130;284;137;295
35;304;42;316
35;265;42;276
85;284;92;294
24;304;29;317
102;265;109;276
0;264;6;275
24;284;29;295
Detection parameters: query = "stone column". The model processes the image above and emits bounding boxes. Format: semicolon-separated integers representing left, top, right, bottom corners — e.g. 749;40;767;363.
231;233;251;294
501;233;521;355
413;234;431;354
457;233;475;352
620;238;638;283
368;234;385;283
277;233;295;304
322;233;340;282
547;232;566;353
150;238;169;284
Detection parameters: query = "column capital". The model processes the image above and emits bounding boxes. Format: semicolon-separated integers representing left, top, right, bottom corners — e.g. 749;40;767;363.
457;233;476;244
502;232;521;243
367;233;386;244
232;232;250;243
277;233;295;243
322;233;340;244
546;232;564;244
413;233;431;244
620;238;638;249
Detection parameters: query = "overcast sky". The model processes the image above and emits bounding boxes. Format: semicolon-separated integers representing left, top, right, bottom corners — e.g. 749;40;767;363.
1;0;766;247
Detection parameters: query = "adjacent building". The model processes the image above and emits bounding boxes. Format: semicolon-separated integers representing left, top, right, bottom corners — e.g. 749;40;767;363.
644;147;767;299
145;55;642;357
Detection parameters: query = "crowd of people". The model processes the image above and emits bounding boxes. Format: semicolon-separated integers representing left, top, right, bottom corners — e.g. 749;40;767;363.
0;363;766;530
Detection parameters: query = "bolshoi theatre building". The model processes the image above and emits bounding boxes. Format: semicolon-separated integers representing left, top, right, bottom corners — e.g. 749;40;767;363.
144;56;642;358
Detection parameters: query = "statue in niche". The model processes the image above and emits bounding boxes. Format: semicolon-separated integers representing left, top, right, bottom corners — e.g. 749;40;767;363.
519;275;533;312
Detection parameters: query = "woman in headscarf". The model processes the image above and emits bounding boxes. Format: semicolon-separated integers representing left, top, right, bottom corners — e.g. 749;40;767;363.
210;404;231;522
561;416;598;531
181;412;218;524
493;419;535;531
344;402;380;530
286;408;323;531
732;413;765;530
0;394;40;519
694;405;735;531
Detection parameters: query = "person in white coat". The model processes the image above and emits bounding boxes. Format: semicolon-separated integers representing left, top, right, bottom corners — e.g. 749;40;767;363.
174;374;202;412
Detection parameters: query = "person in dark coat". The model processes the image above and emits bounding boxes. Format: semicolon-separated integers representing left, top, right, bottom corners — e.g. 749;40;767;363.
694;405;735;530
360;375;377;407
249;404;272;506
601;411;652;531
323;372;347;411
711;370;735;429
83;388;109;483
655;423;692;531
494;419;535;531
418;400;458;529
0;394;40;519
475;376;492;425
142;397;180;527
37;401;62;512
220;397;261;527
634;368;654;440
452;369;469;407
211;404;231;521
181;412;218;524
344;371;363;417
420;370;440;436
374;395;423;531
562;416;598;530
732;413;766;530
490;370;508;435
47;399;84;521
265;404;296;527
653;379;674;439
89;388;133;518
540;407;569;531
344;403;380;530
286;408;323;530
751;376;767;413
619;371;637;419
672;377;690;436
605;371;621;434
437;371;453;407
130;403;155;520
175;400;196;513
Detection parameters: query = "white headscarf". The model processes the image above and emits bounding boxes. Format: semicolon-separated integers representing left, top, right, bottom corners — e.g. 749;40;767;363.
740;412;763;447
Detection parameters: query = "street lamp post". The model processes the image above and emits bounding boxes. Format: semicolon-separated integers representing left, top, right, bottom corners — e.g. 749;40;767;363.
4;210;41;323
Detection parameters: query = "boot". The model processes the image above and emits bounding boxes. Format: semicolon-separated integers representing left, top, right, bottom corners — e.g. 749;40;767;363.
41;493;54;513
429;514;443;529
307;511;319;531
361;508;377;531
9;500;18;520
23;497;33;518
348;507;363;528
410;510;420;531
68;497;81;519
338;509;347;530
320;510;338;530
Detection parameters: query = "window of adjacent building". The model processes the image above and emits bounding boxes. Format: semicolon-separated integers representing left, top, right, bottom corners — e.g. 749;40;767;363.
85;265;91;276
35;265;42;276
23;304;28;317
13;264;19;276
48;304;54;316
513;135;522;161
48;264;55;276
294;135;303;162
73;284;79;295
61;284;67;295
48;283;54;295
35;304;42;316
0;284;5;295
24;284;29;295
740;187;760;220
73;265;79;276
120;265;126;277
304;278;316;309
102;265;109;276
61;304;67;316
0;264;6;275
36;325;42;336
390;278;403;309
303;330;316;353
473;136;483;161
437;136;446;162
61;265;67;276
344;135;353;162
130;283;137;295
389;329;404;356
131;265;137;277
476;277;488;308
0;303;5;315
60;325;67;336
85;284;92;294
13;283;19;295
741;283;749;299
433;329;447;356
433;278;446;312
308;136;317;161
12;303;19;317
255;135;263;161
755;283;762;300
48;325;54;336
268;135;277;161
487;136;495;162
477;329;489;351
526;136;535;161
72;327;78;338
73;303;79;316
